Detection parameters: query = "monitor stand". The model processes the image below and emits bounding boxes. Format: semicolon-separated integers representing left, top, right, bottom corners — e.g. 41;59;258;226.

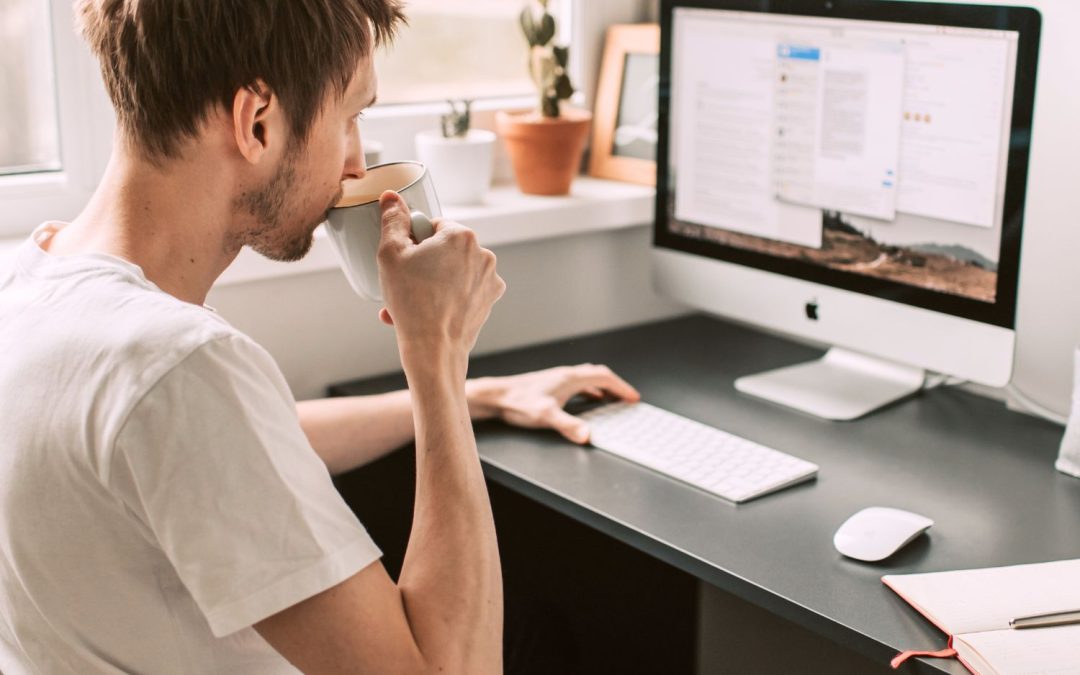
734;348;926;421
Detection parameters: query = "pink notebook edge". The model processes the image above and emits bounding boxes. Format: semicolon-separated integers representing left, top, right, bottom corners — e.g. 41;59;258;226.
881;575;972;673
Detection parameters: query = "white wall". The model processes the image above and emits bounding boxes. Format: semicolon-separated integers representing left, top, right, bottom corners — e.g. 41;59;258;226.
207;226;687;400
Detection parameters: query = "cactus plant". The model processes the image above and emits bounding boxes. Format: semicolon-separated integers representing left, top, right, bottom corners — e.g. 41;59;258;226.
519;0;574;118
440;99;472;139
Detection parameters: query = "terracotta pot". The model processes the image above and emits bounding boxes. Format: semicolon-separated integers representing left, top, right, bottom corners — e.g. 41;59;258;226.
495;108;592;196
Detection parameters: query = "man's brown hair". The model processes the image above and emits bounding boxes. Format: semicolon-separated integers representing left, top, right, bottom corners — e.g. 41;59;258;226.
76;0;405;160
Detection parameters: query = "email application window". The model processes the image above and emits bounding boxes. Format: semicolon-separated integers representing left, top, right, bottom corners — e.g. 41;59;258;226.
774;38;905;221
668;8;1018;303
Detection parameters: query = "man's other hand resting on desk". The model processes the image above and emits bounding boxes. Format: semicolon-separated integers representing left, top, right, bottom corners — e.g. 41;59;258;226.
0;2;638;675
298;363;642;475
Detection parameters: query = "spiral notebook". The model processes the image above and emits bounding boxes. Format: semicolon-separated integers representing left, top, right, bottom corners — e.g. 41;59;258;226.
882;559;1080;674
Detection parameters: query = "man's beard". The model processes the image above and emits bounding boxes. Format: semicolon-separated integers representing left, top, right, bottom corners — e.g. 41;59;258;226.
232;162;328;263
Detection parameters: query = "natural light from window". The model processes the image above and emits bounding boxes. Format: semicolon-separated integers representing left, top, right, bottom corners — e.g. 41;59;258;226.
0;0;61;177
373;0;537;105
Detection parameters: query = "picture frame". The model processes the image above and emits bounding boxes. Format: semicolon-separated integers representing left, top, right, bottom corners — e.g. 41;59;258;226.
588;24;660;185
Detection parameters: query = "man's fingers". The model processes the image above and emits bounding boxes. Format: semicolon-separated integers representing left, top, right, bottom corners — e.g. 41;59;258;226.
379;191;413;249
567;364;641;402
429;216;452;235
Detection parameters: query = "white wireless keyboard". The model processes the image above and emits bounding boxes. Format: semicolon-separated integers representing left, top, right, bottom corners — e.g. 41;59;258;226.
578;401;818;503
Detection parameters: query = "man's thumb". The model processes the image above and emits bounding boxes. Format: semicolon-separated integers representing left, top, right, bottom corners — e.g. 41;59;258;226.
550;410;590;445
379;191;412;244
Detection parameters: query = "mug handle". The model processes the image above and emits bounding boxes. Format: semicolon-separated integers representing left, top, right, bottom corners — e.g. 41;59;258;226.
410;211;436;243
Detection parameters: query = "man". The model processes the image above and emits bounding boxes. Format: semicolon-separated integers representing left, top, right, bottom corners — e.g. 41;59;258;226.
0;1;639;673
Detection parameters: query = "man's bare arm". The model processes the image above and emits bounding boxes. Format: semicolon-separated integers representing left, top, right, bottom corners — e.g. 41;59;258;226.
299;365;641;476
295;380;500;475
296;391;415;475
256;192;505;674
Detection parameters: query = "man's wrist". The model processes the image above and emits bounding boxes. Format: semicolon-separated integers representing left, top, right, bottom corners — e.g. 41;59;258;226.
398;337;469;381
465;377;504;421
396;339;506;421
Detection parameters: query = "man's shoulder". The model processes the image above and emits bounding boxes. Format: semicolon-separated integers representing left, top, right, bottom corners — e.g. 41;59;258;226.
101;288;280;405
0;262;282;482
77;277;245;369
4;249;241;354
116;288;241;355
4;259;264;403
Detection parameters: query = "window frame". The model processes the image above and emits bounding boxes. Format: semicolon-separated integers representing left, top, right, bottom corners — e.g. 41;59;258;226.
0;0;114;238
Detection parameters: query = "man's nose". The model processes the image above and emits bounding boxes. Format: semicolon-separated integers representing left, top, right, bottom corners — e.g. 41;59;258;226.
342;131;366;181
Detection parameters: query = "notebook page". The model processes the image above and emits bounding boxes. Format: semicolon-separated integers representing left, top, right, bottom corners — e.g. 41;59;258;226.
956;624;1080;675
883;559;1080;635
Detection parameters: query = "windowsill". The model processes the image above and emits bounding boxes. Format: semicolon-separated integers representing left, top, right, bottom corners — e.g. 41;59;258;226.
219;177;654;286
0;177;656;286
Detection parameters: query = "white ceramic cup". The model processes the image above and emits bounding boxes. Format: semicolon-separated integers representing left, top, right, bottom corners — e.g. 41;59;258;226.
325;161;440;302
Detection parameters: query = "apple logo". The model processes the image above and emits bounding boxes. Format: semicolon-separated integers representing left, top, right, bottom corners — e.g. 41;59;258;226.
805;299;819;321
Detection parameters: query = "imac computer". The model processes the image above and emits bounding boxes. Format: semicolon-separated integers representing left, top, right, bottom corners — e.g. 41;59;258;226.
653;0;1041;420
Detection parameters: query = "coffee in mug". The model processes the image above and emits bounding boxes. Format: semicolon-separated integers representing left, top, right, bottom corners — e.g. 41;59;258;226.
325;161;440;301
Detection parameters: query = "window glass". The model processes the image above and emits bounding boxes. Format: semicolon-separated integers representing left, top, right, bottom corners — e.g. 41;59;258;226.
0;0;61;176
374;0;539;105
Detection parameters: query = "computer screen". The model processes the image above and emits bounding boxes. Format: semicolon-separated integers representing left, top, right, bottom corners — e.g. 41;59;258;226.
653;0;1040;419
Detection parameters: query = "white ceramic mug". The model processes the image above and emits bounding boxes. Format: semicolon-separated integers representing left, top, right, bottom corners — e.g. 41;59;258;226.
325;161;440;302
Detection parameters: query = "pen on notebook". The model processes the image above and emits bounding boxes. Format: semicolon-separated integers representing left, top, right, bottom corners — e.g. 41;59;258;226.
1008;609;1080;630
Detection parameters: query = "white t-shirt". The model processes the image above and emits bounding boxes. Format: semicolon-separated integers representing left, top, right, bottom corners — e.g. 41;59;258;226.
0;224;382;673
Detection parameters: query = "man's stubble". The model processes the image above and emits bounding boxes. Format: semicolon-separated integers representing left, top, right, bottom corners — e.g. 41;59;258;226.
231;157;337;263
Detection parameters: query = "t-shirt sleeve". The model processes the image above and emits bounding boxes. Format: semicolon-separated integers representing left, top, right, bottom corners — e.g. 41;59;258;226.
110;334;382;638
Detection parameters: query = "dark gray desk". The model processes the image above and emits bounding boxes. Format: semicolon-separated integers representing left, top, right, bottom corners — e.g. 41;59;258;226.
331;315;1080;674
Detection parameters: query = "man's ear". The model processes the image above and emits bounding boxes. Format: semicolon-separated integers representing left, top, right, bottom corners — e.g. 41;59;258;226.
232;80;279;164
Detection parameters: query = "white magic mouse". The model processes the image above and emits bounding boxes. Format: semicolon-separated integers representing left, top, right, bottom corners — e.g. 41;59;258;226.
833;507;934;562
